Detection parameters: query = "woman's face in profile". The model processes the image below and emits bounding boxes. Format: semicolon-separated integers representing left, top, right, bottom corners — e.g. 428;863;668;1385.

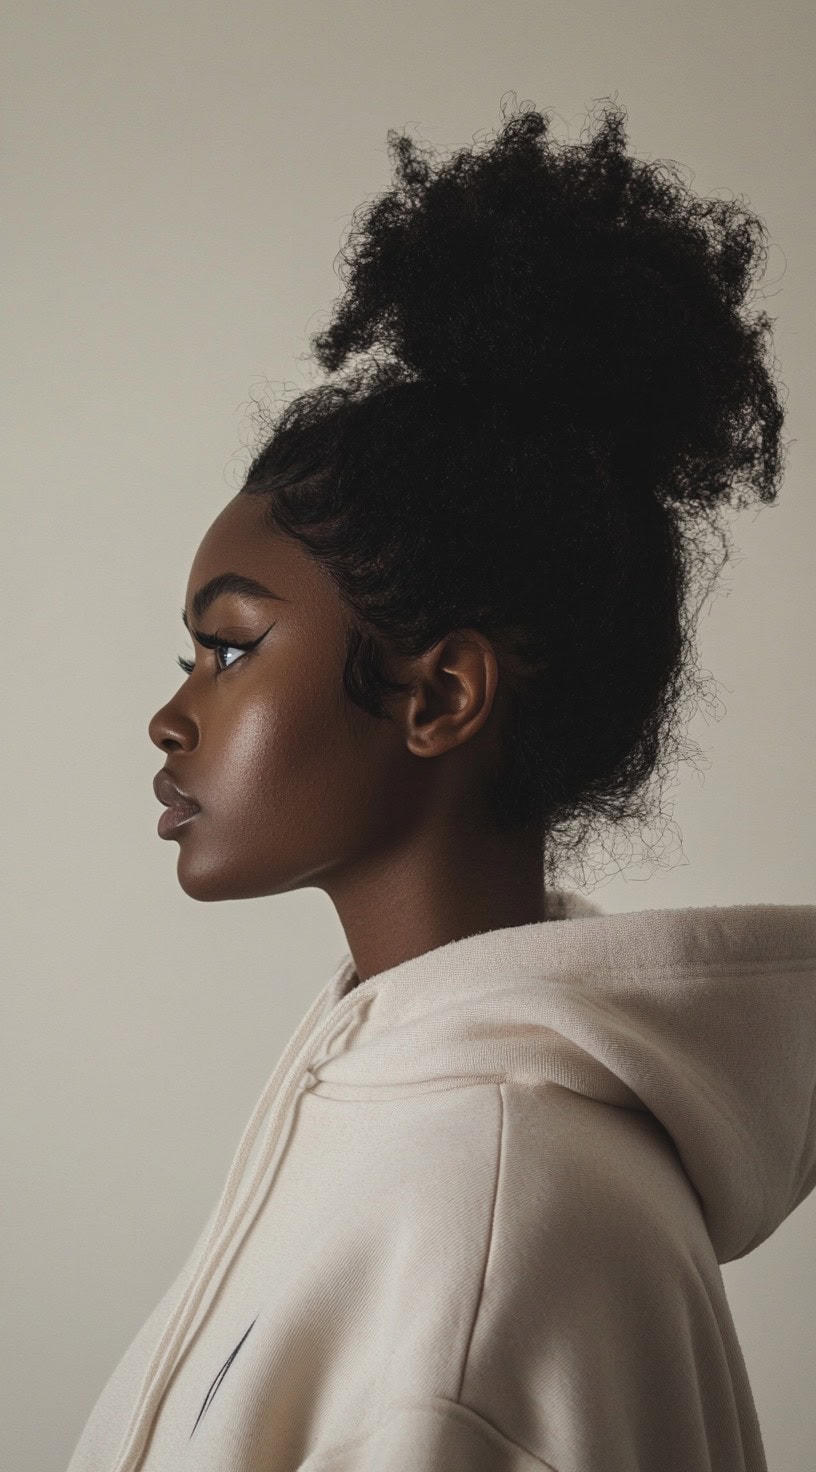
148;492;412;903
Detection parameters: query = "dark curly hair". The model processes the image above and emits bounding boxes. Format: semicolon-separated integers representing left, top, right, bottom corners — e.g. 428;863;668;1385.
239;94;787;890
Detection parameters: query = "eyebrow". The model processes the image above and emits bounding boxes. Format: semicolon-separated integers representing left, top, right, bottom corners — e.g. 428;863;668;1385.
181;572;286;632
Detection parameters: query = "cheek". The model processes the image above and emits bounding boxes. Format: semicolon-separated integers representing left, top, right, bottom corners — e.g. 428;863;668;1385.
173;675;409;902
212;685;372;837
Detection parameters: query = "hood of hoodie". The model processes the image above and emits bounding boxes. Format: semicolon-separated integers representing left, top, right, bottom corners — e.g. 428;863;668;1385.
314;895;816;1267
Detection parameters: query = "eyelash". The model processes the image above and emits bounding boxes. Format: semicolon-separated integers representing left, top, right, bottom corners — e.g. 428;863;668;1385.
176;631;262;677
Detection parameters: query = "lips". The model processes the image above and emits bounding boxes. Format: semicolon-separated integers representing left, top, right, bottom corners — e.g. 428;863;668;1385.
153;769;201;815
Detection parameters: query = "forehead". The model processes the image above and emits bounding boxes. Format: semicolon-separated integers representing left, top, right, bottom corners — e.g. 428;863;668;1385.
189;494;277;578
184;492;340;617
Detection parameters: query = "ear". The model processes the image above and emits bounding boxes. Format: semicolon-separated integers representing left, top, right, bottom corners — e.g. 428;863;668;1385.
399;630;501;759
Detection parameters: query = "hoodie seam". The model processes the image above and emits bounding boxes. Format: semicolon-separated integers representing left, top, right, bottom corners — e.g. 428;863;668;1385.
431;1398;560;1470
307;1074;508;1101
455;1081;505;1406
580;954;815;979
427;954;815;985
298;1396;559;1469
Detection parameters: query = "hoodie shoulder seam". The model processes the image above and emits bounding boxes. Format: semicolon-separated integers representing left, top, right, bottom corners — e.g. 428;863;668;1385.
455;1081;505;1405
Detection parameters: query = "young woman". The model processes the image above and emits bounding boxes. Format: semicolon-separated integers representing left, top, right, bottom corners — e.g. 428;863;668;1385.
67;96;816;1472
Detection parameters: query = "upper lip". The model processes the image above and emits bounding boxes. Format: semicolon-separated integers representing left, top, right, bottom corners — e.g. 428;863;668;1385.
153;770;201;811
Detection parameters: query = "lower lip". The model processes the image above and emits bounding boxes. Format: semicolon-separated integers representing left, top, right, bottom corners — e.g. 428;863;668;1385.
157;805;201;838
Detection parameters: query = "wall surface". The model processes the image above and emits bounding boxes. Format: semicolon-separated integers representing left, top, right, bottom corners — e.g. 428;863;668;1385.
2;1;814;1468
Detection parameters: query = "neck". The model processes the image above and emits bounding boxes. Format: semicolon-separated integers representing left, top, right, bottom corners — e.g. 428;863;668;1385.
322;820;549;986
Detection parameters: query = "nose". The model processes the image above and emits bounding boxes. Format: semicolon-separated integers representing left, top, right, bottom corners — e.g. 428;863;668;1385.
148;700;197;754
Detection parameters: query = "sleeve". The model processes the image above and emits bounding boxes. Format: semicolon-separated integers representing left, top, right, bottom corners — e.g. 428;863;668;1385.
300;1397;557;1470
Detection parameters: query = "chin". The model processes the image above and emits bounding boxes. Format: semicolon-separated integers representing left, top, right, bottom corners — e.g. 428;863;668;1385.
174;852;245;902
174;851;285;903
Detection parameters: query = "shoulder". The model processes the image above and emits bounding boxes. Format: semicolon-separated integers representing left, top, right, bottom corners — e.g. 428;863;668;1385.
493;1079;707;1267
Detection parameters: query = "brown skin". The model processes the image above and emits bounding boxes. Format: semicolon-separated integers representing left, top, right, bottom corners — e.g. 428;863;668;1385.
148;492;549;985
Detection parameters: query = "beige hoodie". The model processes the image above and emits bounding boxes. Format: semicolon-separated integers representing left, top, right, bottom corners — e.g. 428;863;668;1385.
66;894;816;1472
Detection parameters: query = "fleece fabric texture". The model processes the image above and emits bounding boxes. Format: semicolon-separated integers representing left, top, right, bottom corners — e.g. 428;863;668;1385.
66;893;816;1472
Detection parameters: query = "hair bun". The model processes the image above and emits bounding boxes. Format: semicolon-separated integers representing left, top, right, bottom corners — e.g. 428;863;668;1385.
310;94;784;511
428;372;545;420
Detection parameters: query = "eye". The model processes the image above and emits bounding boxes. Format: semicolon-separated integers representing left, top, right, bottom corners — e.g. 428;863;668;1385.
175;621;275;678
176;633;262;677
215;643;245;670
177;643;247;676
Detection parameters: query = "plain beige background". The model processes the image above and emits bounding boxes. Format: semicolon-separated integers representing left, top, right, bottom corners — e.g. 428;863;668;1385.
2;1;814;1468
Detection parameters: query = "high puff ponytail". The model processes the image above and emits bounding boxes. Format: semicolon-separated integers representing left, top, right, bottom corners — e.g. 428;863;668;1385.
241;93;788;886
